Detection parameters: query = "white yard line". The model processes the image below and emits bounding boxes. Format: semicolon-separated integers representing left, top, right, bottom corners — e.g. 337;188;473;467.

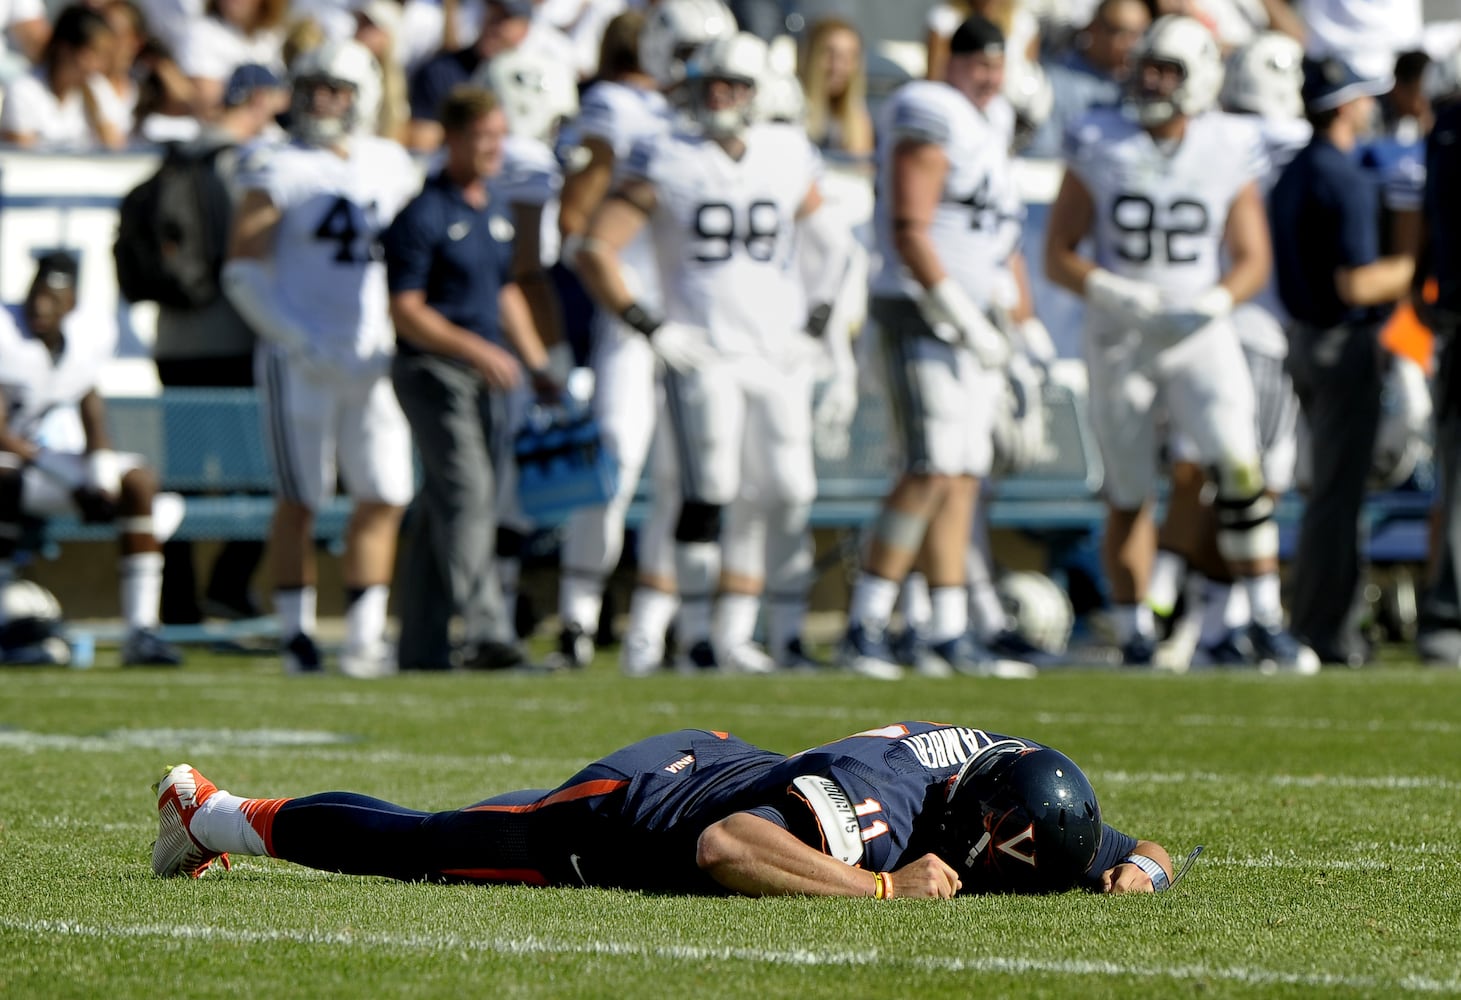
2;917;1456;993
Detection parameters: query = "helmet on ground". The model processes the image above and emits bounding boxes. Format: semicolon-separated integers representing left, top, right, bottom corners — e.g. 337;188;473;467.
638;0;736;88
682;32;767;139
289;39;382;144
474;45;579;143
1222;32;1305;119
1371;355;1432;489
939;740;1102;893
996;571;1075;654
1128;15;1224;125
0;579;69;665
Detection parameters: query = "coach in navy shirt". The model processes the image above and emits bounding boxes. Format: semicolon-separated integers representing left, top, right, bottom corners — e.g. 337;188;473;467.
385;84;553;671
1270;57;1415;666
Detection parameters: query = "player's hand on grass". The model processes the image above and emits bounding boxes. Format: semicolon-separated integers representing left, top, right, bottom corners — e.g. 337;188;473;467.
890;854;962;899
1101;862;1156;894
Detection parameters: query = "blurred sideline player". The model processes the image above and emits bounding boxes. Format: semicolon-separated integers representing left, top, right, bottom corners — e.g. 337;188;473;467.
577;31;851;672
555;1;736;673
1045;15;1314;671
839;16;1036;681
223;40;420;676
1148;33;1311;668
0;253;183;666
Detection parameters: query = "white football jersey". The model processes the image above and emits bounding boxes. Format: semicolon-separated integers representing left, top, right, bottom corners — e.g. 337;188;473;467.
0;305;117;446
495;133;565;266
872;81;1024;306
235;135;420;363
574;80;674;307
628;122;820;358
1064;107;1268;307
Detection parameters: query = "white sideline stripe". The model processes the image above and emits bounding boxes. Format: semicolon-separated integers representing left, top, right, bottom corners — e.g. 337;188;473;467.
5;918;1459;993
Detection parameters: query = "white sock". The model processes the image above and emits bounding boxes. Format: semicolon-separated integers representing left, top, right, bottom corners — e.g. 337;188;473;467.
559;574;603;633
713;591;761;656
190;790;267;856
1146;550;1186;619
1113;603;1154;645
929;586;969;643
120;552;164;630
1199;580;1232;646
1241;572;1282;627
850;573;901;633
968;581;1007;642
1225;582;1252;629
898;572;931;633
275;586;317;640
345;584;388;652
625;586;678;658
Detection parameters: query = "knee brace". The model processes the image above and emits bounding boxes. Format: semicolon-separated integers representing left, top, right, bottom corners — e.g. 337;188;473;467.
872;507;929;553
674;500;723;544
1214;460;1278;563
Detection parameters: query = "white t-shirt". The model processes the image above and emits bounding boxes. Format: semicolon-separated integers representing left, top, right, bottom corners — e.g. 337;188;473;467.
1299;0;1421;81
178;16;284;82
0;70;115;150
0;304;119;446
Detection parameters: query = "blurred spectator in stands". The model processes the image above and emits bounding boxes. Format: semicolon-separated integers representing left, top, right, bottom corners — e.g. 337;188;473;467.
178;0;286;116
97;0;146;137
354;0;410;140
0;0;51;85
926;1;1037;83
1299;0;1422;82
132;33;202;141
151;61;285;625
1171;0;1304;50
1361;51;1431;264
1022;0;1148;157
0;5;125;149
407;0;532;152
798;16;872;158
538;0;629;80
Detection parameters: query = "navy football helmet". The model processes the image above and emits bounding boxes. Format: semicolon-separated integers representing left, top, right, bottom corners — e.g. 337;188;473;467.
938;740;1102;893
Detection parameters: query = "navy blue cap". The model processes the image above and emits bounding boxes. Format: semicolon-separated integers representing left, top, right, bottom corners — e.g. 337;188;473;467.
224;63;283;107
1302;56;1390;112
34;251;79;289
488;0;534;17
950;16;1005;57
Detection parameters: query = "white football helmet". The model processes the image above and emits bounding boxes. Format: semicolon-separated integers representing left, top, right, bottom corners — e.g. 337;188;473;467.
753;69;805;124
639;0;737;88
1371;355;1433;490
473;46;579;143
682;32;766;139
1222;32;1304;119
996;572;1074;655
0;578;68;665
289;39;382;144
1128;15;1224;125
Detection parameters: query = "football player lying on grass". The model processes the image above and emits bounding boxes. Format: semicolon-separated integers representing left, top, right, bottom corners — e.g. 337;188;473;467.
152;722;1180;897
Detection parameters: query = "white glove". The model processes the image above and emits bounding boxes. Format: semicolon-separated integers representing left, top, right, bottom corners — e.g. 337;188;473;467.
813;375;858;461
649;321;720;373
1083;268;1164;328
918;278;1011;369
85;449;123;496
1152;284;1236;340
1014;316;1057;366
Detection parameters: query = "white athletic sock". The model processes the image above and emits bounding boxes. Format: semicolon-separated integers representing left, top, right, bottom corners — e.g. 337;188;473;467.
1241;572;1282;627
1225;582;1252;629
344;584;389;651
968;581;1007;642
624;586;678;658
849;573;901;634
1146;550;1186;619
558;574;603;633
189;790;267;856
275;586;316;641
120;552;164;630
929;586;969;644
1112;603;1154;645
898;572;931;633
1199;580;1233;646
713;591;761;656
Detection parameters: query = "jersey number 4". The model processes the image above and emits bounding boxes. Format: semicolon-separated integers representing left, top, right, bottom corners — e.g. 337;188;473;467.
314;196;381;264
1111;194;1209;264
692;200;780;263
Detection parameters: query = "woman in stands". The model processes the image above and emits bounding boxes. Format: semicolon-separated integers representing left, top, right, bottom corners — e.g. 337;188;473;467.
177;0;286;115
0;4;127;150
797;17;872;160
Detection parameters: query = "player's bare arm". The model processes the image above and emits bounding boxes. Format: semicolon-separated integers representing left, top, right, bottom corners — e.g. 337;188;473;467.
696;811;961;899
575;179;656;314
1043;168;1098;296
558;136;616;241
226;188;281;262
1218;180;1273;305
1335;256;1418;308
77;390;113;453
1101;840;1174;895
889;139;950;289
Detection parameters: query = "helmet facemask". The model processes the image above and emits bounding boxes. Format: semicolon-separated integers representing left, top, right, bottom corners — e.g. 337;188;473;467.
290;73;358;146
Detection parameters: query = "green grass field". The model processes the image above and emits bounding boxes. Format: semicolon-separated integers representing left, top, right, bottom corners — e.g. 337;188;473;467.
2;651;1459;998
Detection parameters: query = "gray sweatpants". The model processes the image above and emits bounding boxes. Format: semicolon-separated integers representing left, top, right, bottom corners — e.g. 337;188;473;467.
391;352;513;668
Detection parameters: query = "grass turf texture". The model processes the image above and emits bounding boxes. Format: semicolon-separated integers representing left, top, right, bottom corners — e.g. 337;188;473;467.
2;651;1458;998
